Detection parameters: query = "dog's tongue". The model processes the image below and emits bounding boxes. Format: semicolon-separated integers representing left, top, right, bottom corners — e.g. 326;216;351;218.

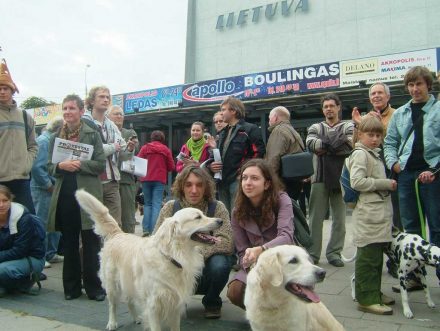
196;233;221;243
289;283;320;303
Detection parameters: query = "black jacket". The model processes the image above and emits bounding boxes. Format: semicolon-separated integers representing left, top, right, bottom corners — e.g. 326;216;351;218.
218;119;265;184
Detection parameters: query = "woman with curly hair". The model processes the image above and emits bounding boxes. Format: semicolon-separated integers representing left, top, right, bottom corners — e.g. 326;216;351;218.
226;158;294;309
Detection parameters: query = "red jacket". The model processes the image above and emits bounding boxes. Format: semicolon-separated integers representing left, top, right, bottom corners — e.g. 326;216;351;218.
137;141;174;184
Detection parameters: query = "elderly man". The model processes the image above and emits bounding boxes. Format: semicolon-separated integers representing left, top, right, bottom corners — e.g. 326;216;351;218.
265;106;305;200
0;59;38;213
107;105;139;233
306;93;354;267
84;86;135;225
154;166;234;319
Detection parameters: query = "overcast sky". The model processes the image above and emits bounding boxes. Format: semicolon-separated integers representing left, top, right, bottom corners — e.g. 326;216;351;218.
0;0;188;105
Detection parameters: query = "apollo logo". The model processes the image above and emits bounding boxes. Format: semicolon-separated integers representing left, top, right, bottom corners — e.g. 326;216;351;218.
183;79;243;102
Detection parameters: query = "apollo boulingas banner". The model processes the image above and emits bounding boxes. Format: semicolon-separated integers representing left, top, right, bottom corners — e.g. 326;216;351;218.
182;62;340;106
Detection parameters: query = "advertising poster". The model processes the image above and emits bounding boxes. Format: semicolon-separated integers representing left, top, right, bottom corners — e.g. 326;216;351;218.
340;48;438;87
33;104;63;126
243;62;340;98
182;76;245;106
122;85;182;114
182;62;340;106
112;94;124;109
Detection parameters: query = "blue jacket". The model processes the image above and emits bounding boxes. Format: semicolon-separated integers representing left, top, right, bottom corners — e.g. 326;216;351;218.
384;95;440;171
0;203;45;263
31;131;55;190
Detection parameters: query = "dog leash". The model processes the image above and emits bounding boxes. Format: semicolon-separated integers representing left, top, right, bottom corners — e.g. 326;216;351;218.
414;167;440;240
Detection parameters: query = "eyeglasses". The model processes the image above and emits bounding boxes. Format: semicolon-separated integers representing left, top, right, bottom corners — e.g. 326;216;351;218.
214;120;224;124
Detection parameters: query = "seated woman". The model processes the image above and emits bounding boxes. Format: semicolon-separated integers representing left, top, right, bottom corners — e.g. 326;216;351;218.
227;159;294;309
176;121;211;173
0;185;45;297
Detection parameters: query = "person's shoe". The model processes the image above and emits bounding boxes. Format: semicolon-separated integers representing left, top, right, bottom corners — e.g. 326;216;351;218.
65;292;82;300
142;231;150;237
391;279;424;293
328;259;344;267
358;304;393;315
49;254;64;263
44;261;51;268
88;293;106;301
204;307;221;319
381;293;395;305
39;273;47;281
0;286;7;298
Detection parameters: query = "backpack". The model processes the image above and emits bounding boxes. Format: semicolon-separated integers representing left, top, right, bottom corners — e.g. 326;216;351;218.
290;199;313;249
340;148;374;209
173;199;217;217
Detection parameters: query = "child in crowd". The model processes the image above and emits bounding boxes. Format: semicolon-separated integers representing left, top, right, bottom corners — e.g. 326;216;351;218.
347;117;397;315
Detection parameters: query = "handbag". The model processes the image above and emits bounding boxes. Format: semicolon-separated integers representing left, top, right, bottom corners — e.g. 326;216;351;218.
281;152;313;180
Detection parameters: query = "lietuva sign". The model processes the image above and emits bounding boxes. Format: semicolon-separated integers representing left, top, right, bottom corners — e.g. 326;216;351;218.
216;0;308;30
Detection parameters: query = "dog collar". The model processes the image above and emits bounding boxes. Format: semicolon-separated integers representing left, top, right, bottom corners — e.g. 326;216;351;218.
160;250;183;269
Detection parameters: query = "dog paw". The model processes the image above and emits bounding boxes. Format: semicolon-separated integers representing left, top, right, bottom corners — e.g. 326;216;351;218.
106;321;118;330
134;318;142;325
428;301;435;309
403;309;414;319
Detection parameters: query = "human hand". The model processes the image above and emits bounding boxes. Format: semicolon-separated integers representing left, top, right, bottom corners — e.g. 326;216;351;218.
243;246;264;269
114;142;121;152
418;171;435;184
392;163;401;174
59;160;81;172
352;107;362;125
126;140;136;152
390;179;397;191
207;136;217;149
209;161;223;173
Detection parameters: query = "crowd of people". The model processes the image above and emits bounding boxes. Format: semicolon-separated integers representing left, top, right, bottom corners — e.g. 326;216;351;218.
1;57;440;320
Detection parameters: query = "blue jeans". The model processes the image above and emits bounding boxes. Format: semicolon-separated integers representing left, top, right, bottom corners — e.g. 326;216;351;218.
218;181;238;214
31;186;61;261
142;181;165;233
195;254;234;309
1;179;35;214
0;257;45;290
398;169;440;247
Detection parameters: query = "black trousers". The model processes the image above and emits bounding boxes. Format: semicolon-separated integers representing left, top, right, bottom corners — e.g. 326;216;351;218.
56;178;104;297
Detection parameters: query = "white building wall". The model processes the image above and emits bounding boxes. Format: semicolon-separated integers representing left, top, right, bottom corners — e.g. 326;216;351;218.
185;0;440;83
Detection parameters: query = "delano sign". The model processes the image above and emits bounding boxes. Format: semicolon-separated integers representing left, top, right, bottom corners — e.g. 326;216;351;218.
216;0;308;30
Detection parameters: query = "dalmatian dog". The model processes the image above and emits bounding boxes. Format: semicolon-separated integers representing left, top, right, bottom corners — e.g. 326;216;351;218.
343;228;440;319
386;228;440;319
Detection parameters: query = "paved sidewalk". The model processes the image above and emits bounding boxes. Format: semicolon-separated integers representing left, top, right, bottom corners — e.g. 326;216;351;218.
1;214;440;330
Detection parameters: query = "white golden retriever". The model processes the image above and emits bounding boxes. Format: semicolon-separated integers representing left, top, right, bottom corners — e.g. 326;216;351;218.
75;189;223;331
245;245;345;331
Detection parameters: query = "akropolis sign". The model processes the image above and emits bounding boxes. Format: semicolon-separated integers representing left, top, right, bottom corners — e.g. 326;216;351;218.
216;0;308;30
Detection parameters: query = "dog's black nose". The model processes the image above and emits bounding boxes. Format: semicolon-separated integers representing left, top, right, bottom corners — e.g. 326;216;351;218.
216;219;223;226
316;269;326;280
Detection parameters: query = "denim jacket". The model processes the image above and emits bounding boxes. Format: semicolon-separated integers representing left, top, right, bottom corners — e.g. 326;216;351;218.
384;95;440;171
31;131;55;189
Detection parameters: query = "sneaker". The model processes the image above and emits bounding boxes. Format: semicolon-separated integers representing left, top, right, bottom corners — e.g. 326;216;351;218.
204;307;221;319
142;232;150;237
44;261;52;268
358;304;393;315
49;254;64;263
391;279;424;293
328;258;344;267
381;294;395;305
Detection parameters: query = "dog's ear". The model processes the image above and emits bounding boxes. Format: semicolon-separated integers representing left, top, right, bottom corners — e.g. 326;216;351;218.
260;252;283;287
156;217;177;246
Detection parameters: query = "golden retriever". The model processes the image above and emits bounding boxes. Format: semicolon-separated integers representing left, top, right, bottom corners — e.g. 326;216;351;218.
245;245;345;331
75;189;223;331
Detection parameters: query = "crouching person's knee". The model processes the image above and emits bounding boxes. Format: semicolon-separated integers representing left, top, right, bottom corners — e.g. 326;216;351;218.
227;280;246;310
